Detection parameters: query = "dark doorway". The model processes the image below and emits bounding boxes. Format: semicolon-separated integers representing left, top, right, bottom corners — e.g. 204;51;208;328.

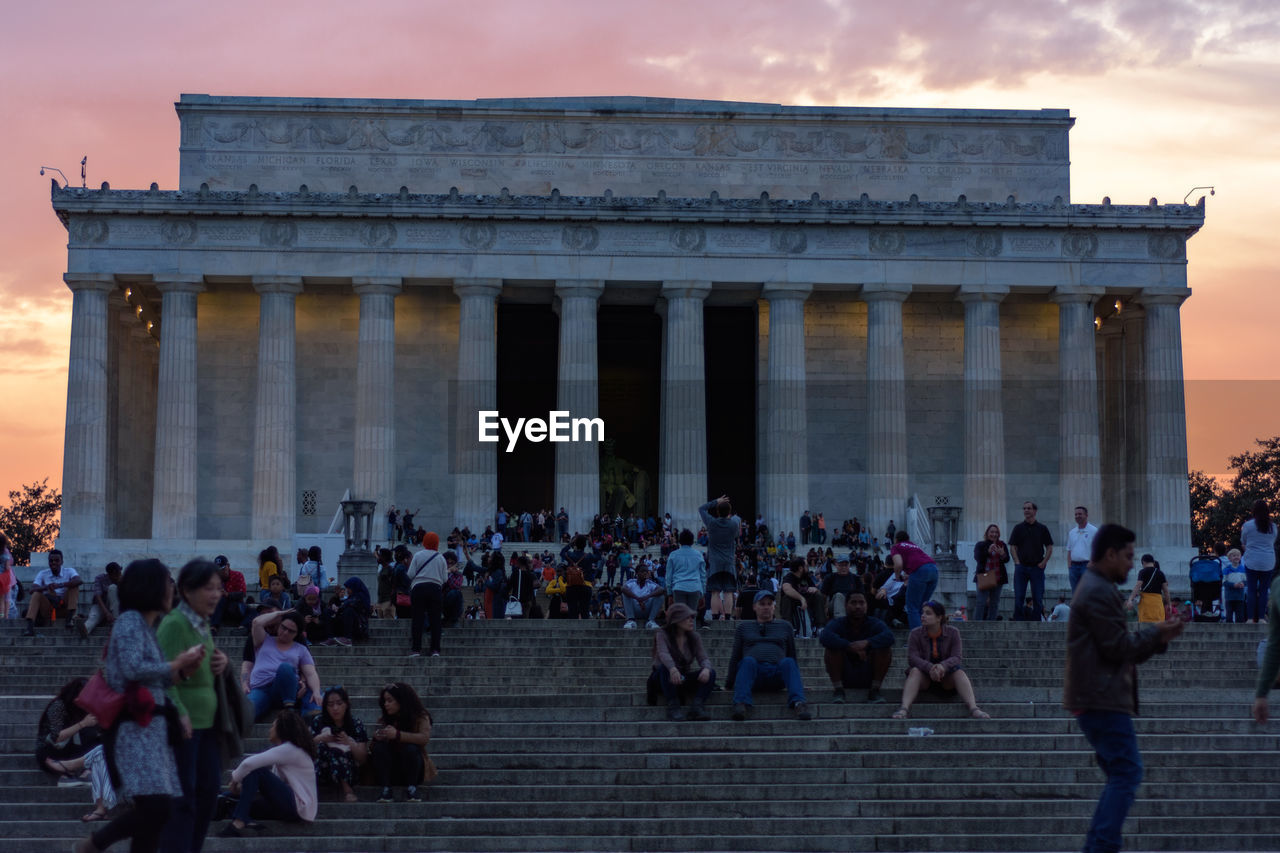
597;307;660;518
703;306;757;519
495;303;557;514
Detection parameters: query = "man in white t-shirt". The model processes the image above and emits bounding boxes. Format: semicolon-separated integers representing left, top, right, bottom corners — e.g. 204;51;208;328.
622;564;665;629
23;549;82;636
490;530;504;552
1066;506;1099;595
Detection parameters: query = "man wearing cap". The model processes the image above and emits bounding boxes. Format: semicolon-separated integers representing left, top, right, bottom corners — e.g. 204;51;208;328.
211;555;248;632
819;591;894;704
725;589;811;721
821;554;864;622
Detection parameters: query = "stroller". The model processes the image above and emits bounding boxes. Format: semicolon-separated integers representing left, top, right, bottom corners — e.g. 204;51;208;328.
1188;554;1224;622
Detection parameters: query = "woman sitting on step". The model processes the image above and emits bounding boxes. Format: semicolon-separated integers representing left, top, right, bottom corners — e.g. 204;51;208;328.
370;682;437;803
35;677;103;784
893;601;990;720
647;603;716;721
310;686;368;802
220;710;317;837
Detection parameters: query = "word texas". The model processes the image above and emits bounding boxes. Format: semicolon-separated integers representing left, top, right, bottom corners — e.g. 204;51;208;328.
478;411;605;452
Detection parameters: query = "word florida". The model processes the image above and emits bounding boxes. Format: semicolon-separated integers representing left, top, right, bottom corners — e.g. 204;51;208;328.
478;411;605;452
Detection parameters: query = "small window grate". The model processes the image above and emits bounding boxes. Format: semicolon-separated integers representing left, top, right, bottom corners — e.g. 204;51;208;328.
302;490;317;516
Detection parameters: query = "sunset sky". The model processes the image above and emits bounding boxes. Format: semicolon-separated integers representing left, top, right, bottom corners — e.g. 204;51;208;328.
1;0;1276;503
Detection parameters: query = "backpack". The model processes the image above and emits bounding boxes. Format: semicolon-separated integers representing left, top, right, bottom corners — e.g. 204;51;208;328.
565;555;585;587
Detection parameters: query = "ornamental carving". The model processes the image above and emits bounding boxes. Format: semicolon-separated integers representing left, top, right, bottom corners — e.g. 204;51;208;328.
200;115;1066;163
1062;233;1098;258
965;230;1002;257
360;222;397;248
670;226;706;252
260;221;297;248
561;225;599;251
770;227;808;254
868;229;905;256
71;219;108;244
160;219;197;245
460;223;497;250
1147;233;1185;260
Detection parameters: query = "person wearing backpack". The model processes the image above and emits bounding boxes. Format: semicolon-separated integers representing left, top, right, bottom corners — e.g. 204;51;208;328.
405;533;447;658
560;535;599;619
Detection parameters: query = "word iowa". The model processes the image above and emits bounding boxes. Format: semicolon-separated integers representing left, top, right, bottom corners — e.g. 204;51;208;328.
478;411;605;452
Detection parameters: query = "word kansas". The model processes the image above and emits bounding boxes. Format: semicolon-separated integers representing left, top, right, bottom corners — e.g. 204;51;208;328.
478;411;605;452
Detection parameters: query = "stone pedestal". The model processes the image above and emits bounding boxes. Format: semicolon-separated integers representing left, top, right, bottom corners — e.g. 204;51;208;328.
61;274;116;541
659;280;711;531
151;275;204;540
250;277;302;545
958;287;1008;541
554;280;604;538
1051;288;1104;531
453;278;501;532
352;278;400;531
863;284;911;537
336;498;378;586
1139;288;1193;548
761;283;811;539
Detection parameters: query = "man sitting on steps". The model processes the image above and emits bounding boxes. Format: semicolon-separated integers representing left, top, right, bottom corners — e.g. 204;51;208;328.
725;589;811;721
818;591;893;704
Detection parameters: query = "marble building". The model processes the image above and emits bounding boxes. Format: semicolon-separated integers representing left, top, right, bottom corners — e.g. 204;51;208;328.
49;95;1204;576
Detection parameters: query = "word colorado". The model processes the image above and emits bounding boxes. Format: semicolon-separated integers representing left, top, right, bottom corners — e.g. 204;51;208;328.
478;411;605;452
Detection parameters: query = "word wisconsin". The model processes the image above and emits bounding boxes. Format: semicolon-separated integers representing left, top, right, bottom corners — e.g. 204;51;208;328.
478;411;605;452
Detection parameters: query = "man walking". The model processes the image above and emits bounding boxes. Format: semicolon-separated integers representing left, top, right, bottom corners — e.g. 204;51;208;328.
1065;523;1183;853
1066;506;1098;594
1009;501;1054;621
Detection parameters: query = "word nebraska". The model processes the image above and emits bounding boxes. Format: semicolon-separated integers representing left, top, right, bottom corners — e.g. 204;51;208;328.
478;411;605;452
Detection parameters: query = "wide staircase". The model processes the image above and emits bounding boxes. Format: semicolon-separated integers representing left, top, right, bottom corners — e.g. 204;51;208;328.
2;617;1278;852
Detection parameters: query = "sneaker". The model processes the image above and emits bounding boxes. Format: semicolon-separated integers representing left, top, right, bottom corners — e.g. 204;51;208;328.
429;651;441;658
731;702;749;721
76;619;89;640
645;620;660;630
831;687;846;704
334;637;352;647
792;702;812;721
21;625;34;638
405;786;422;802
376;787;395;803
57;774;89;788
687;703;710;722
218;823;254;838
623;620;637;629
318;638;337;646
866;688;886;705
666;702;686;722
407;651;421;658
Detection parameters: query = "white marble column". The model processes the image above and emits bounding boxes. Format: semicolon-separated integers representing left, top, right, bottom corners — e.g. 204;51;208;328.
1051;288;1104;531
659;280;711;532
60;274;116;541
1139;288;1193;548
761;283;811;541
554;280;604;537
1121;307;1147;539
958;286;1008;541
250;277;302;544
150;275;204;540
352;277;401;520
453;278;501;532
863;284;911;537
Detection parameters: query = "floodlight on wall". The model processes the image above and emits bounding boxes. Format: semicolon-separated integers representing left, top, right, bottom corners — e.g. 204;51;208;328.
1114;299;1122;314
39;166;69;187
1183;186;1215;204
124;288;132;300
1094;317;1102;331
136;305;143;316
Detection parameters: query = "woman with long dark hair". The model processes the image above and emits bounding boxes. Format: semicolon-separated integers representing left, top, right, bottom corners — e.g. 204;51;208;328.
310;686;368;802
220;709;317;837
256;546;283;593
369;682;436;803
893;601;989;720
72;560;206;853
35;677;100;780
157;558;230;853
1242;500;1277;623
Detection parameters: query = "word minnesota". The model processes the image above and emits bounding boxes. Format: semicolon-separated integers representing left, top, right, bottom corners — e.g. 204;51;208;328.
478;411;605;452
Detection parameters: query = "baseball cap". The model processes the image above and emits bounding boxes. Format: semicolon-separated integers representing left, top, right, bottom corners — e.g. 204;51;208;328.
754;589;776;604
213;555;229;568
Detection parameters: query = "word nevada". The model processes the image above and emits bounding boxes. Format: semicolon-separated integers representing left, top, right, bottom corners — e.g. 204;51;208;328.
478;411;605;452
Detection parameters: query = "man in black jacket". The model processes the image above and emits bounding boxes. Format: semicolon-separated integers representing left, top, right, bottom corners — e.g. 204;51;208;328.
1064;523;1184;853
726;590;810;721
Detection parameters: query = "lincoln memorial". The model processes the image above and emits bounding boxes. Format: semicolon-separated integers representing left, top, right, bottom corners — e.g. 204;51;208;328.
48;95;1204;575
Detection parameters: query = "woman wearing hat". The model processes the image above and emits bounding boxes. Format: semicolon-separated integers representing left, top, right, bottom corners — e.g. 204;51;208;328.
647;603;716;721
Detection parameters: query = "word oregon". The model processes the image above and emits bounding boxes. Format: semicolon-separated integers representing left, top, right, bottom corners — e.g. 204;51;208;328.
478;411;605;452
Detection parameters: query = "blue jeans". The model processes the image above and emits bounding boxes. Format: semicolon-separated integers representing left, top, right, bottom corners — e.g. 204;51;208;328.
624;595;663;623
1012;564;1046;621
161;727;221;853
905;563;939;629
977;584;1002;621
1076;710;1143;853
248;663;319;721
1246;569;1274;621
231;766;300;824
1069;561;1089;595
732;657;806;708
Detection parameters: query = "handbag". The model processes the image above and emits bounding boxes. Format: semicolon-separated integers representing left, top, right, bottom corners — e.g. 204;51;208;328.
395;592;411;608
504;596;523;618
976;570;999;592
76;669;125;729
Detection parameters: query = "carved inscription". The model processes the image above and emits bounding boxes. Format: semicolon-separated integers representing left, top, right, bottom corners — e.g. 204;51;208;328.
1007;236;1057;255
404;226;451;244
497;228;554;248
204;223;254;241
299;223;356;243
